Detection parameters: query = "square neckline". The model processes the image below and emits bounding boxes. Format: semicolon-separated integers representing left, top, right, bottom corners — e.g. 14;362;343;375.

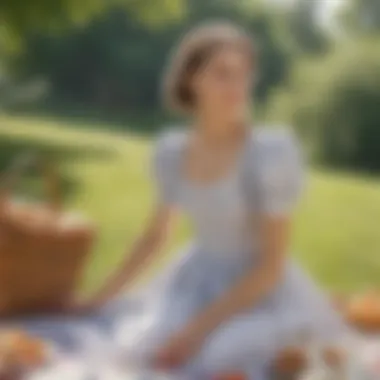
177;127;254;190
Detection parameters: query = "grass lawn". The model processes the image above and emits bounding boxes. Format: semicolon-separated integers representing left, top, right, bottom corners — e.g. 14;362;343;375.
0;114;380;294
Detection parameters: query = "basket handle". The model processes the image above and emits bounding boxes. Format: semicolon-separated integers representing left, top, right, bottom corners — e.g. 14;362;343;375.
0;154;62;212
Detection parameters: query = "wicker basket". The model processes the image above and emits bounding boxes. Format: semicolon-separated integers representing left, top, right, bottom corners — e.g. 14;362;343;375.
0;156;96;317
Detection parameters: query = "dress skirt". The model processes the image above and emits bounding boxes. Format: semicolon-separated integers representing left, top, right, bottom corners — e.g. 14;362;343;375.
114;243;347;378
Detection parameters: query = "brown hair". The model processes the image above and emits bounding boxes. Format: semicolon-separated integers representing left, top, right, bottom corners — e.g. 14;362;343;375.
162;21;256;114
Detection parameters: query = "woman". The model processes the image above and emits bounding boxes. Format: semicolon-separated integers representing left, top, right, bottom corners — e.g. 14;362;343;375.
84;22;346;379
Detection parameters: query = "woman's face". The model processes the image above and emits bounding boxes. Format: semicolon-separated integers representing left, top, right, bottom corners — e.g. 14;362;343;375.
191;46;253;123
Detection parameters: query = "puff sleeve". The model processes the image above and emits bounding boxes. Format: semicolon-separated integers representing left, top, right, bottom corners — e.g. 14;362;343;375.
255;130;304;216
151;131;180;205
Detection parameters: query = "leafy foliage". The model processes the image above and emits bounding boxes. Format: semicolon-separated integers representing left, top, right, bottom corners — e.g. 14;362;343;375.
2;0;380;174
0;0;184;43
285;0;329;55
6;1;291;112
340;0;380;35
273;41;380;172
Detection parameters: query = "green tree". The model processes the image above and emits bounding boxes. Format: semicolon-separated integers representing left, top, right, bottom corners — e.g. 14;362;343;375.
8;0;292;116
0;0;183;51
273;41;380;172
281;0;329;55
341;0;380;35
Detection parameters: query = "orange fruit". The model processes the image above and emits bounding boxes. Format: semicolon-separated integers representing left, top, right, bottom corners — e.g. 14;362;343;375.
17;338;46;367
322;347;345;368
274;347;307;374
0;330;47;368
346;291;380;332
213;373;246;380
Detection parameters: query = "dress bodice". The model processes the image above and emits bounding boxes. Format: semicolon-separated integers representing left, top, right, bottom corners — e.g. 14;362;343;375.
152;127;304;257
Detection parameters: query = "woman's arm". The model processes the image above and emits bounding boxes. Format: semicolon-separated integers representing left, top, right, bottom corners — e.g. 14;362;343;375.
89;203;176;306
153;215;292;369
184;214;291;337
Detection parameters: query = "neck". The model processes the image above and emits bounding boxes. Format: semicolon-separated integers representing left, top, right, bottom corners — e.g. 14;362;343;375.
194;113;249;144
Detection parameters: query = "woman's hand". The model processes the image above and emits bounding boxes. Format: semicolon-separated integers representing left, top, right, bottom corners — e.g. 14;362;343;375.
87;204;175;313
153;326;206;370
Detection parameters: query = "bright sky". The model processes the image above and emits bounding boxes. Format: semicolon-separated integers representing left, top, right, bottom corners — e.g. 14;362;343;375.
266;0;345;27
317;0;345;26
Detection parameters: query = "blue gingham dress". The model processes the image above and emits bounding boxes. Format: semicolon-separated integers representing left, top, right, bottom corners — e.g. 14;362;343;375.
6;128;346;380
113;128;346;378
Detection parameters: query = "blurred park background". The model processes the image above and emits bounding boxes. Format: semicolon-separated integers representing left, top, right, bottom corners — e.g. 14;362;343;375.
0;0;379;294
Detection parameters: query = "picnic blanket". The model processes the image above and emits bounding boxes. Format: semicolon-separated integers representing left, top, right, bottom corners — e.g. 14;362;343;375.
2;297;380;380
0;297;140;380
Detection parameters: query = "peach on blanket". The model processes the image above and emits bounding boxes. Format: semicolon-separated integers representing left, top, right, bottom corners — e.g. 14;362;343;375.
213;374;246;380
0;330;49;378
273;346;345;378
345;291;380;333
